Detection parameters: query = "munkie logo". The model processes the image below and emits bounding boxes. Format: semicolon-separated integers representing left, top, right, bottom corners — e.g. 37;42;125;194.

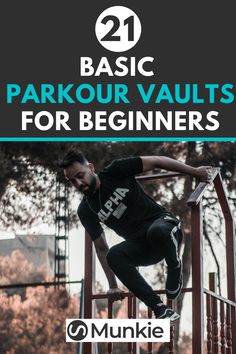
67;320;88;341
66;319;170;342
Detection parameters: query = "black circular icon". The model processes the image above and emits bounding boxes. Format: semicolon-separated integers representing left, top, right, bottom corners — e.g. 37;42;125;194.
67;320;88;341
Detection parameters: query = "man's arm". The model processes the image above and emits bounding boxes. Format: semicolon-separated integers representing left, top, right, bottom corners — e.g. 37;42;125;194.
141;156;212;182
94;232;125;302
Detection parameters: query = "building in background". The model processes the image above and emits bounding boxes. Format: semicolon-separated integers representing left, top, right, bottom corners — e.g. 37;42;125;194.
0;234;55;277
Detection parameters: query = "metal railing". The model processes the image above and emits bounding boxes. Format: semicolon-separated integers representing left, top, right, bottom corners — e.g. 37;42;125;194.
187;168;236;354
83;168;236;354
205;273;235;354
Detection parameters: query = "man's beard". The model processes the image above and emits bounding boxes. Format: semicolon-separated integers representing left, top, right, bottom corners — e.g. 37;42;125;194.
82;173;97;196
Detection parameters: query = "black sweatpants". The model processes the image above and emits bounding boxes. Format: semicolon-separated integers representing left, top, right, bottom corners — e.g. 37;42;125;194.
106;214;183;310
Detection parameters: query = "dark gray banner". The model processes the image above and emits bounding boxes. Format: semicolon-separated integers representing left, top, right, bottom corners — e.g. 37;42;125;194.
0;0;235;139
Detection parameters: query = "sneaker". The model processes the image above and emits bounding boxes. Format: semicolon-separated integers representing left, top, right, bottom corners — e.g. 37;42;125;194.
153;304;180;321
166;260;183;300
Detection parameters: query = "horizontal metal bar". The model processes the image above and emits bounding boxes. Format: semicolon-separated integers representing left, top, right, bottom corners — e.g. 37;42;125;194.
55;197;67;202
55;216;69;221
55;273;67;278
136;171;183;181
55;236;68;240
0;280;83;290
91;287;192;300
204;288;236;308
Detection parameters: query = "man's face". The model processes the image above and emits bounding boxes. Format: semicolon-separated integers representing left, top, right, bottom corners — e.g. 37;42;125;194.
64;162;97;195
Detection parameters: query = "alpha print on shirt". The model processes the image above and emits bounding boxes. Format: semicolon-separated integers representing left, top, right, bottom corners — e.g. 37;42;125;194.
97;188;129;222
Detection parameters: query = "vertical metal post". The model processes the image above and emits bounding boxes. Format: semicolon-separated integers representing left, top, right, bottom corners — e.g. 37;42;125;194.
214;174;236;353
55;175;69;284
209;273;219;354
191;201;204;354
107;300;113;354
226;304;232;354
83;232;95;354
77;279;84;354
223;218;236;354
132;296;140;354
206;289;213;354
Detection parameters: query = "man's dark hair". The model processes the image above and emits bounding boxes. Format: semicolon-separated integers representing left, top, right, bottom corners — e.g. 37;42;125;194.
57;148;88;169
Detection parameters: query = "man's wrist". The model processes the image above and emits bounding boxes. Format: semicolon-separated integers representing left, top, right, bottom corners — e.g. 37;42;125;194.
187;166;198;177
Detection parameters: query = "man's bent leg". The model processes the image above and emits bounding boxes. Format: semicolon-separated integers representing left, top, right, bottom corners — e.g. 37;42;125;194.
147;216;183;300
106;240;163;310
147;215;182;268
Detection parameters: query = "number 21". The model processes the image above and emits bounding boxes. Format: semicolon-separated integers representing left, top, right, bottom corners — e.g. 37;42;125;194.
101;15;134;42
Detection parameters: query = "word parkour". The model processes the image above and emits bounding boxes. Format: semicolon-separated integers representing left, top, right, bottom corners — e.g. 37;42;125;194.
6;82;235;132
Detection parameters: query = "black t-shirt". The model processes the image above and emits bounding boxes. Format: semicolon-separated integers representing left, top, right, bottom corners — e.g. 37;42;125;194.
77;157;167;241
